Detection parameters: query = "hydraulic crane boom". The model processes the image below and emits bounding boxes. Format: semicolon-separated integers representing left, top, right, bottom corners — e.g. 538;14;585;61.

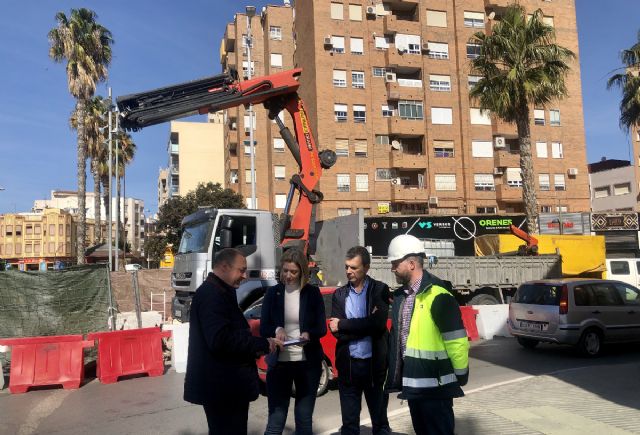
117;68;336;254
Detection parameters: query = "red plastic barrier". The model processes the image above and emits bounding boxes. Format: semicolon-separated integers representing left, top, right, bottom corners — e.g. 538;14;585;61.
0;335;93;394
87;327;172;384
459;306;480;341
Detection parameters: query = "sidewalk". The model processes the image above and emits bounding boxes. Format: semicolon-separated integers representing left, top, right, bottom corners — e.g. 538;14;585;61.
353;362;640;435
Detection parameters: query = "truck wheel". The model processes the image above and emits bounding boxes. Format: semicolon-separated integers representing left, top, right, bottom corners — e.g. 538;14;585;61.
517;337;539;349
468;294;499;305
291;359;331;397
577;328;602;357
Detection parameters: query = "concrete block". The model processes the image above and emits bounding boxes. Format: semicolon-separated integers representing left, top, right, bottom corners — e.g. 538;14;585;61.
115;311;164;330
163;322;189;373
472;304;510;340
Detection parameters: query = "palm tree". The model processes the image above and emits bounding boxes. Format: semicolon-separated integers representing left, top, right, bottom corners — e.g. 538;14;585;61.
469;5;574;233
48;8;113;263
70;96;109;245
607;31;640;134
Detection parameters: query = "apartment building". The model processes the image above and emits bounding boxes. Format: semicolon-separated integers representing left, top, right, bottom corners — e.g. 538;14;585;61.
158;168;169;207
165;113;226;200
221;1;590;218
588;158;637;212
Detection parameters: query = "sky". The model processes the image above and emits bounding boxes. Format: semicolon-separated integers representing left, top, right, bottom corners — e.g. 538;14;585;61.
0;1;637;215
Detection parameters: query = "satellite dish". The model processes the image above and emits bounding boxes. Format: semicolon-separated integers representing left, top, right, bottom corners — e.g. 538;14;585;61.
391;140;401;150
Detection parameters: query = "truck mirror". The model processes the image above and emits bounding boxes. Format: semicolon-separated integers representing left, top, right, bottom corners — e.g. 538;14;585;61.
220;228;233;248
220;216;234;230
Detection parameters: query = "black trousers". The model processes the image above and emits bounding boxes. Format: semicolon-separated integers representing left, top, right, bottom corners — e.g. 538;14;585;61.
408;398;455;435
338;357;390;435
203;400;249;435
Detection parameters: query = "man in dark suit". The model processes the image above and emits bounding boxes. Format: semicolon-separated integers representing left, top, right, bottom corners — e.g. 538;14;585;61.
184;248;282;435
329;246;391;435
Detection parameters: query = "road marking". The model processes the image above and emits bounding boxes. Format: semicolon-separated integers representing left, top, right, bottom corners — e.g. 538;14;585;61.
18;389;71;435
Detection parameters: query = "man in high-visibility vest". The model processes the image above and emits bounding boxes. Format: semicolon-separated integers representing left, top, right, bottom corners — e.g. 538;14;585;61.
385;234;469;435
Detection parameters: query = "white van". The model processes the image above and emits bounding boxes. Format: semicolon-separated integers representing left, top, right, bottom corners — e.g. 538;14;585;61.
606;259;640;287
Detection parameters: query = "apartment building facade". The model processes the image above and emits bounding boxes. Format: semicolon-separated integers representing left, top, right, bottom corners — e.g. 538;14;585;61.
588;159;637;212
221;0;590;219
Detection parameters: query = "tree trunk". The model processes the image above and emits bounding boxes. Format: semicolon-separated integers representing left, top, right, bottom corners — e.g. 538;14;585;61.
516;109;538;234
76;99;87;264
92;159;101;244
101;174;110;238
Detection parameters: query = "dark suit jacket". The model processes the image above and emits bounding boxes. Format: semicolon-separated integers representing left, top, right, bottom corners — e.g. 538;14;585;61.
260;283;327;365
331;277;390;384
184;273;269;406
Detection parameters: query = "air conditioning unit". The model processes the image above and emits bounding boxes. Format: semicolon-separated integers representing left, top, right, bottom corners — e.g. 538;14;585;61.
421;42;430;53
366;5;376;16
391;177;402;185
230;122;237;130
385;72;397;83
568;167;579;176
323;36;333;47
493;167;505;175
428;196;439;206
494;136;506;148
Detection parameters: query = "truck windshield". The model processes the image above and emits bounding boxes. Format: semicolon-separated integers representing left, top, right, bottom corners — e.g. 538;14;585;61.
178;221;213;254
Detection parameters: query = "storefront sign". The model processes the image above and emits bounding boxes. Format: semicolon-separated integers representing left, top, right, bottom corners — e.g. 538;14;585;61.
591;213;639;231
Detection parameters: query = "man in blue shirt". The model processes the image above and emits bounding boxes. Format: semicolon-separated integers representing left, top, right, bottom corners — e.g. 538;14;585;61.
329;246;391;435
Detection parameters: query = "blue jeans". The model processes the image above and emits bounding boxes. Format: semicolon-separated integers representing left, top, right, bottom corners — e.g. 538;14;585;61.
264;360;322;435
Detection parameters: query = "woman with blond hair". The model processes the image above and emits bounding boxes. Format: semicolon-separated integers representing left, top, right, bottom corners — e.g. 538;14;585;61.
260;248;327;435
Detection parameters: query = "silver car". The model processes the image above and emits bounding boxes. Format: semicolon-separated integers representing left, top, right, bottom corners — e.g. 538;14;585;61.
508;278;640;356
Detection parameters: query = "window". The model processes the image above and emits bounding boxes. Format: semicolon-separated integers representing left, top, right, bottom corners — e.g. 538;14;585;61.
243;113;256;131
554;174;566;190
466;43;481;59
275;194;287;209
594;186;610;198
429;75;451;92
398;101;424;120
35;225;41;235
15;225;22;236
427;42;449;59
474;174;495;191
273;137;285;152
550;109;561;126
375;135;390;145
426;10;447;27
49;224;55;236
551;142;563;159
536;142;548;158
468;75;481;90
555;205;568;213
405;35;421;54
338;208;352;216
355;174;369;191
26;244;32;254
435;174;457;191
269;26;282;40
381;105;394;117
543;16;554;27
614;283;640;306
333;69;347;87
274;165;286;180
14;243;21;255
335;138;349;156
330;2;343;20
614;183;631;196
431;107;453;124
331;36;345;53
372;67;386;77
245;169;255;184
588;283;623;306
472;140;493;158
230;170;239;184
59;224;63;235
270;53;283;68
477;206;497;214
354;139;368;157
470;108;491;125
349;4;362;21
353;105;366;123
375;37;389;50
352;71;365;88
5;225;12;236
507;168;522;187
335;103;348;122
337;174;351;192
5;244;11;255
464;11;485;27
533;109;545;125
244;140;256;155
376;168;397;181
34;244;40;254
242;61;255;77
539;174;550;191
350;37;364;55
434;140;454;158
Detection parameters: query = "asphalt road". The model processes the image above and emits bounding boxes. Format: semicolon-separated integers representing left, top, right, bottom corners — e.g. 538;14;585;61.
1;337;639;435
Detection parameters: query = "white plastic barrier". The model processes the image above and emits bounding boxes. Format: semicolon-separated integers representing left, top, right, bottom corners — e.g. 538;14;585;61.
163;323;189;373
472;304;511;340
0;344;7;390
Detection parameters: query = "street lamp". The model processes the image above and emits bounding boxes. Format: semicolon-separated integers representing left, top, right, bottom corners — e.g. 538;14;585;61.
246;5;257;209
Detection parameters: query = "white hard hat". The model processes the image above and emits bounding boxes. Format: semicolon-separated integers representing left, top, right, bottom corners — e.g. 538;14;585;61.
387;234;425;262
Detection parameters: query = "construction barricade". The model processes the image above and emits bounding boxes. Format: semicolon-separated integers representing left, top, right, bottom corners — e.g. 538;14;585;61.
459;306;480;341
87;327;171;384
0;335;93;394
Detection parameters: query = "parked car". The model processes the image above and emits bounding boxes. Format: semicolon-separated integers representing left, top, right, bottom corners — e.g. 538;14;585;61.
508;278;640;356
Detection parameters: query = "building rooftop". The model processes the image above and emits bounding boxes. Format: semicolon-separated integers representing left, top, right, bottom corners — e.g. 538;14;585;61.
588;158;631;173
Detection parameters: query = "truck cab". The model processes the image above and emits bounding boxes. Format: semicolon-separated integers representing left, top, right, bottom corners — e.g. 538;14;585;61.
171;208;280;321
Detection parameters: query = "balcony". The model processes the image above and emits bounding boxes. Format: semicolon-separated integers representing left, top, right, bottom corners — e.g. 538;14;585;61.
388;117;425;136
391;151;428;169
383;15;421;35
385;49;423;70
223;23;236;52
495;184;523;202
170;164;179;175
386;80;424;101
493;148;520;167
392;185;427;201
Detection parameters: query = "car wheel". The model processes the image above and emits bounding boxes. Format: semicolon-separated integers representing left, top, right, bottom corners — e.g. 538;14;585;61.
578;329;602;357
468;293;500;305
517;337;539;349
291;359;331;398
